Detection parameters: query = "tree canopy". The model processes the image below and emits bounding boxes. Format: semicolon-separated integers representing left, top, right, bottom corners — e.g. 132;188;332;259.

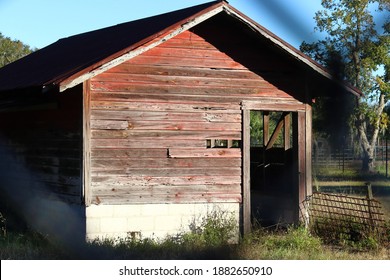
301;0;390;171
0;32;36;68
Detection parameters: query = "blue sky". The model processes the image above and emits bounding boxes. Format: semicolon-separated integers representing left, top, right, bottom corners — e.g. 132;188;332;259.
0;0;324;50
0;0;386;51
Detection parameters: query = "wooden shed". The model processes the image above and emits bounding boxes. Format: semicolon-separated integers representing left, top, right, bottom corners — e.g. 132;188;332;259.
0;1;360;241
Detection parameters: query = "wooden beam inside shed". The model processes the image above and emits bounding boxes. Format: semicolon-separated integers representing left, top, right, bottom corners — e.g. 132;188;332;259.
263;111;269;146
265;112;288;150
284;113;291;150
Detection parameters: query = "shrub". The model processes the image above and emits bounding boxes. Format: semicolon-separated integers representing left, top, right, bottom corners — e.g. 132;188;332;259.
0;212;6;238
178;208;238;248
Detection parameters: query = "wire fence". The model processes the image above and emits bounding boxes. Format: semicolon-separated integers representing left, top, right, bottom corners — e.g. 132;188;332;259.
312;139;389;176
301;192;387;242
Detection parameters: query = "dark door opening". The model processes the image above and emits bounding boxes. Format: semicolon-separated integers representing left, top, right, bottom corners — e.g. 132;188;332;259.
249;110;296;227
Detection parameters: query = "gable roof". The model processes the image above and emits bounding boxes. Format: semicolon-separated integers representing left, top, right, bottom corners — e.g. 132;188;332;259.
0;0;361;96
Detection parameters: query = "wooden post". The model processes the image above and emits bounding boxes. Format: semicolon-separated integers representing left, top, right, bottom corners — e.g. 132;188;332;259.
366;182;373;200
83;80;92;206
366;182;374;228
305;105;312;198
263;111;269;146
297;111;306;206
242;109;251;235
386;137;388;178
284;113;291;150
292;113;299;223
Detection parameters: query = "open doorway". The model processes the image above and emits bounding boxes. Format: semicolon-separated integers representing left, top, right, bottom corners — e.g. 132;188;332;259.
249;110;296;227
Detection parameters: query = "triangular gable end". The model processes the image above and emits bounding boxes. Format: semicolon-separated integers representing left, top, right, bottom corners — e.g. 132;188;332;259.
58;1;361;97
59;2;225;92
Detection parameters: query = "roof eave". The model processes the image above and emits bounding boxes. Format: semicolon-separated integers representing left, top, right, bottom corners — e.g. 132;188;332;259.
222;4;362;97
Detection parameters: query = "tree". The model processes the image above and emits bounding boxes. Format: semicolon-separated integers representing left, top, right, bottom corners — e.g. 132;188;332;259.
0;32;36;67
301;0;390;172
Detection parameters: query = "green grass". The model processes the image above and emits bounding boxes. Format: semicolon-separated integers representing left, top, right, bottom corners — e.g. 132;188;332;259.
1;210;389;260
314;165;390;181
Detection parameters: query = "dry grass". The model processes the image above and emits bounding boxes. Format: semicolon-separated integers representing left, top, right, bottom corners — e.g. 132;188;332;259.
1;224;389;260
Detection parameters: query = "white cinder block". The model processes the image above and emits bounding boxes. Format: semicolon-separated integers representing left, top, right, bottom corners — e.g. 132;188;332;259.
99;217;127;233
140;204;170;216
113;204;142;217
86;204;114;218
86;203;240;241
86;217;101;234
127;216;155;231
154;215;183;231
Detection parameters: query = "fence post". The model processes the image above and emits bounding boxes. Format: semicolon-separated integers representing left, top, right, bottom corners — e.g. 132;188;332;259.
366;182;374;229
386;137;388;178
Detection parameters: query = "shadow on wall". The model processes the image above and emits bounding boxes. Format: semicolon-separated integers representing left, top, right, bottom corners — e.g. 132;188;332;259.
0;134;86;249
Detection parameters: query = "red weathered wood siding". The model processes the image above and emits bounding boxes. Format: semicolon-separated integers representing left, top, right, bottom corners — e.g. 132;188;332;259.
0;85;82;203
89;29;303;205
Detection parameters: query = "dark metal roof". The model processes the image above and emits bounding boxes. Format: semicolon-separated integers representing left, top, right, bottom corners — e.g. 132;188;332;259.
0;0;361;96
0;1;220;92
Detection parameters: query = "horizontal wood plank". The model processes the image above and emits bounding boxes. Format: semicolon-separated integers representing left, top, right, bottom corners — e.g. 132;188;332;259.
91;119;241;131
91;175;241;186
92;167;241;177
91;148;168;158
109;64;264;80
91;193;242;204
91;130;241;140
91;158;241;170
168;148;241;158
91;139;206;148
91;100;240;112
91;110;241;123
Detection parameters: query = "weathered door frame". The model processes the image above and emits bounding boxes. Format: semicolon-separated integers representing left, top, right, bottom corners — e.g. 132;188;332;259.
241;100;312;234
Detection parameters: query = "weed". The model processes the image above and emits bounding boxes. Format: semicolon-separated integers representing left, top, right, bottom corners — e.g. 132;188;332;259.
179;209;238;247
0;212;6;238
238;226;324;259
309;216;387;251
79;209;238;259
1;210;389;259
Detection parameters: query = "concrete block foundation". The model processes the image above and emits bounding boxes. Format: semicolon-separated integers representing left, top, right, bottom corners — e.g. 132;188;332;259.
86;203;240;241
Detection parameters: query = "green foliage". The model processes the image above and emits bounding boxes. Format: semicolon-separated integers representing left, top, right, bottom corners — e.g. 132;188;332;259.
262;226;322;252
83;209;238;259
1;210;389;259
238;226;327;260
0;33;36;67
309;216;388;250
179;209;238;248
250;111;263;146
250;111;288;147
301;0;390;170
0;212;6;238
